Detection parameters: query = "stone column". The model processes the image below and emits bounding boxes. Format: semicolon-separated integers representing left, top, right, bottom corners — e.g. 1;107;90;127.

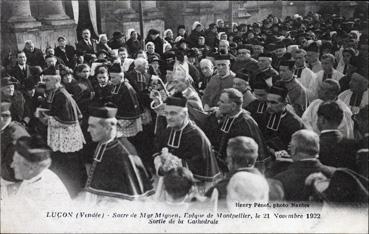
37;0;75;26
7;0;42;29
113;0;137;19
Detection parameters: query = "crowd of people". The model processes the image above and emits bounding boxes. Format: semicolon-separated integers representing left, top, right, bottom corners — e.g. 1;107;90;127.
1;10;368;211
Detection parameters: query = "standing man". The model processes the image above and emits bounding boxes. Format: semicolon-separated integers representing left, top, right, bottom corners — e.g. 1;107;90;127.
293;49;316;101
203;88;266;171
76;29;97;62
9;51;32;87
83;103;154;202
154;92;220;183
202;54;235;110
305;42;322;73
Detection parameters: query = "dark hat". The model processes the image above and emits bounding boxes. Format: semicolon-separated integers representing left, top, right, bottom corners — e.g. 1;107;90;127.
88;102;118;119
306;42;320;53
258;53;273;59
15;135;51;162
322;168;368;204
97;49;109;56
113;31;124;38
264;43;276;52
268;85;288;99
1;77;16;86
1;102;11;113
235;72;249;82
108;63;123;73
57;36;66;41
42;66;58;76
177;25;186;30
214;53;231;61
165;92;187;107
279;59;295;68
149;29;160;35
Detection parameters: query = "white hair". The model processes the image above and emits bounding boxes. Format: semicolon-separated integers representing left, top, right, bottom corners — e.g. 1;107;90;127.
164;29;173;37
199;58;214;68
134;57;148;67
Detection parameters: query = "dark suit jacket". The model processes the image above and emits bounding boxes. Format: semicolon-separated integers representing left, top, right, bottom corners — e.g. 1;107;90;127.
274;160;336;201
9;64;32;85
55;45;76;68
76;39;97;58
319;130;359;170
24;48;45;67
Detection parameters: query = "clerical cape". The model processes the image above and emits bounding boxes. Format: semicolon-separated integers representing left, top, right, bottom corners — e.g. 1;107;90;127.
154;121;220;182
85;138;154;200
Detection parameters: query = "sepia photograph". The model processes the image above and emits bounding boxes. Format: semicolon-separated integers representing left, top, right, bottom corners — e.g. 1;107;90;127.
0;0;368;233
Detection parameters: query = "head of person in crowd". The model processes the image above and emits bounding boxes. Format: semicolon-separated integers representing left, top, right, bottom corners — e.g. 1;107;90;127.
278;60;295;82
305;42;320;64
24;40;35;52
290;129;320;161
198;36;205;46
45;55;57;68
177;25;186;37
45;47;55;57
146;42;155;54
164;92;189;129
318;79;340;101
232;73;249;94
97;50;109;60
349;69;368;94
293;49;307;68
82;29;91;40
1;102;12;130
266;85;288;114
252;44;264;58
172;69;192;93
74;64;91;80
320;41;333;56
11;135;52;181
175;49;186;65
17;51;27;66
148;29;160;41
59;65;74;85
226;136;259;172
257;53;273;71
342;48;356;66
217;19;225;28
118;47;128;62
219;32;228;41
150;56;160;72
95;65;109;87
164;167;194;203
129;30;138;41
192;21;203;33
177;39;188;50
88;103;118;143
136;50;148;60
57;36;67;48
317;101;344;132
134;57;149;74
321;53;336;73
187;48;199;65
199;58;214;79
226;172;269;210
99;34;108;44
1;77;16;98
112;31;126;44
43;66;61;91
236;45;251;61
164;29;174;40
253;80;269;101
218;88;243;116
274;42;287;58
209;23;218;33
214;54;231;77
109;62;124;86
218;40;229;55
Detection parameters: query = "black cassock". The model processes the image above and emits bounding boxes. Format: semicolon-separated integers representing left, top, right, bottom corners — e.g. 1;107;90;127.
85;138;154;200
154;121;220;182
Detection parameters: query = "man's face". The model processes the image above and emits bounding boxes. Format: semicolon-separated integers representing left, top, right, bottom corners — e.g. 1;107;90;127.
46;48;55;56
257;58;270;70
233;78;248;93
219;42;228;54
151;61;159;70
88;117;108;142
266;93;285;113
218;21;224;28
79;67;90;79
198;37;205;45
237;49;250;60
45;58;57;68
44;75;58;90
220;34;228;41
96;73;109;86
253;46;264;56
306;51;318;63
82;30;91;40
215;60;230;76
119;51;128;60
294;53;305;67
274;48;286;58
136;63;148;74
350;73;368;93
58;39;66;48
321;58;333;72
172;75;188;92
0;111;11;130
147;45;155;53
200;64;213;78
110;73;123;85
62;74;73;84
217;93;235;115
11;152;34;180
342;52;352;64
17;53;27;65
165;106;186;128
131;31;138;40
279;66;293;81
1;84;14;97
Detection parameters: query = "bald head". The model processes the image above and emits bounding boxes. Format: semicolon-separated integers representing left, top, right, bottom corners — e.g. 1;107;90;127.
290;130;320;160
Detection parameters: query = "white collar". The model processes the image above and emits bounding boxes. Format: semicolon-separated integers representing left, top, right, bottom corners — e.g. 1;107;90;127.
320;129;340;134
